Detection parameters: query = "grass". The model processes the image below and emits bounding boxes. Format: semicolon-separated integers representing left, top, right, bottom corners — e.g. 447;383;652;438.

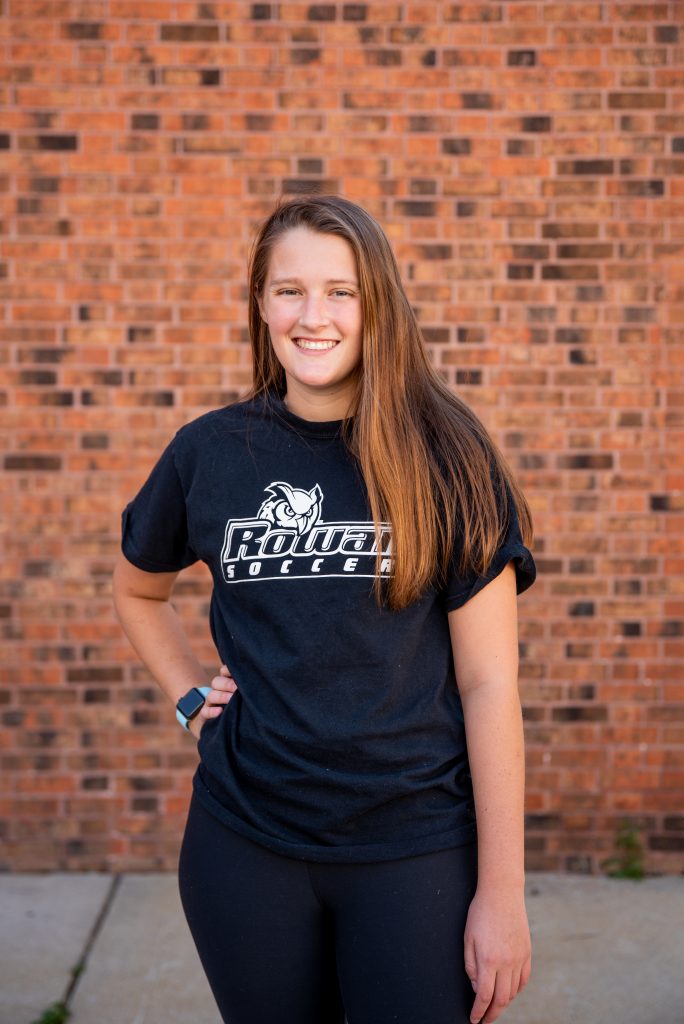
600;821;646;880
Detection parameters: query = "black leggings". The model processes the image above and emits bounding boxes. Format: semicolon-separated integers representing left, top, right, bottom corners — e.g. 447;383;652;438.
178;791;478;1024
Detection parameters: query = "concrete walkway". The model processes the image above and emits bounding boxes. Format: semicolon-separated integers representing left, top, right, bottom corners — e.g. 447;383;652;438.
1;871;682;1024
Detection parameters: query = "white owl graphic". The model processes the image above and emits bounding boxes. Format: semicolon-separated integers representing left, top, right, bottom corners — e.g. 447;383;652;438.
257;482;323;536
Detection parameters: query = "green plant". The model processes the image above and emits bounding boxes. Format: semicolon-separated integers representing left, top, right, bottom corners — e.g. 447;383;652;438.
30;1001;70;1024
601;821;645;880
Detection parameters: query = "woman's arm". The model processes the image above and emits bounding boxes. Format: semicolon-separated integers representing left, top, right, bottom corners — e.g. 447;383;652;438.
448;561;531;1024
112;551;235;738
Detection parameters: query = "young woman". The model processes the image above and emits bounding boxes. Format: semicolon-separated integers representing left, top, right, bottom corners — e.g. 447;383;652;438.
113;195;536;1024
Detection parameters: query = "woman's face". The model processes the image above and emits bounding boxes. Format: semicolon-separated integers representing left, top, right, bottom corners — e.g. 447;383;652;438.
257;226;363;420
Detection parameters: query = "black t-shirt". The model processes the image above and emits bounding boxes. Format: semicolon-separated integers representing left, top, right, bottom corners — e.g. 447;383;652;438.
121;393;536;862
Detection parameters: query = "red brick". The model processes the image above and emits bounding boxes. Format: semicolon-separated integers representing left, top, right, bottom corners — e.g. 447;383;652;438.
1;1;681;876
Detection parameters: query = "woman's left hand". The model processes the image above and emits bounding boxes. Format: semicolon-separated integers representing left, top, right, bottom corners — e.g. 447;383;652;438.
463;886;532;1023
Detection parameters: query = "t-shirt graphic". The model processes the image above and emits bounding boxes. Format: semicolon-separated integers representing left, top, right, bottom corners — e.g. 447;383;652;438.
221;479;392;583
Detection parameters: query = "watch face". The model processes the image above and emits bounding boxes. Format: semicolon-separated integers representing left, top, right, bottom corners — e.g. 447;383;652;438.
176;688;206;720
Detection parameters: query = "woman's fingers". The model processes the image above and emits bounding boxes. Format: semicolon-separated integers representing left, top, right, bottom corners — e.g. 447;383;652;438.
190;665;238;737
470;971;494;1024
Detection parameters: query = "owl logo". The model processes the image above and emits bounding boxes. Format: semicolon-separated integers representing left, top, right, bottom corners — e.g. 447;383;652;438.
257;482;323;536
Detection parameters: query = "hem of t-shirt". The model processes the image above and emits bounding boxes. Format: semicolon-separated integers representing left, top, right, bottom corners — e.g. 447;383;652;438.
444;544;536;612
120;536;196;574
192;766;477;864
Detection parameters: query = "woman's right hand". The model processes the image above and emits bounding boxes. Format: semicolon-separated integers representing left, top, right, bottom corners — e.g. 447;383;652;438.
189;664;238;739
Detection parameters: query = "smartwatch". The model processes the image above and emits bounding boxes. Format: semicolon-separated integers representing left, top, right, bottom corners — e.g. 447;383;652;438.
175;686;212;732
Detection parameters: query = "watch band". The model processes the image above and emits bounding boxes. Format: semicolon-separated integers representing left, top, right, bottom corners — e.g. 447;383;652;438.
175;686;212;731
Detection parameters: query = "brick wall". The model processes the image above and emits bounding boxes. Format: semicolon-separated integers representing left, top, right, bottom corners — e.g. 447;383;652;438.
1;1;682;873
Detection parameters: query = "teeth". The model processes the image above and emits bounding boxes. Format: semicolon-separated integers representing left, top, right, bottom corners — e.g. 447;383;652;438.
294;339;338;350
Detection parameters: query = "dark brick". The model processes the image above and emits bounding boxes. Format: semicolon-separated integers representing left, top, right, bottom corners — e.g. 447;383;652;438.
82;434;109;450
160;23;220;41
127;326;156;343
462;93;492;109
442;138;471;155
569;602;595;617
456;201;476;217
650;494;673;511
558;159;614;175
395;201;436;217
552;706;608;722
200;69;221;85
673;138;684;153
64;22;102;39
508;50;536;66
5;455;62;471
82;777;109;790
521;116;551;132
281;179;339;194
456;369;482;385
664;816;684;830
19;370;56;385
29;176;60;192
507;139;534;155
182;114;208;130
365;49;401;66
648;836;684;852
513;245;549;259
654;25;678;43
618;180;665;195
558;244;613;258
251;3;273;17
246;114;275;130
291;49;321;65
422;327;450;344
418;245;452;259
507;265;534;279
17;197;42;214
0;134;10;149
542;265;599;281
298;158;324;174
559;453;613;469
67;667;123;683
421;49;437;66
83;689;110;703
132;797;158;812
409;116;437;132
37;135;78;151
456;327;483;344
307;5;336;20
525;814;561;830
343;3;367;19
569;684;595;700
131;114;159;131
576;285;604;301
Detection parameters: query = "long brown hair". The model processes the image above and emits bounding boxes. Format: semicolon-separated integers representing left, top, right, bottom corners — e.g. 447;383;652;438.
247;195;533;610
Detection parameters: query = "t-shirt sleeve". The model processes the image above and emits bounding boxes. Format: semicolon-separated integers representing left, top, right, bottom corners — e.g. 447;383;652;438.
443;480;536;612
120;435;199;573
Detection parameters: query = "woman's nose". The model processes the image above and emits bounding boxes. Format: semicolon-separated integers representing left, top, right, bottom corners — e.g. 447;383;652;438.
298;294;330;329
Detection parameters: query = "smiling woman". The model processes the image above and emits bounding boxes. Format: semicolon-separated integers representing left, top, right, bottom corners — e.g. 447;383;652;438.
113;194;537;1024
256;227;363;420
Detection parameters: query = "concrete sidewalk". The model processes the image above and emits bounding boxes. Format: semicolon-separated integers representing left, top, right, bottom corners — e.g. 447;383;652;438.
1;872;682;1024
